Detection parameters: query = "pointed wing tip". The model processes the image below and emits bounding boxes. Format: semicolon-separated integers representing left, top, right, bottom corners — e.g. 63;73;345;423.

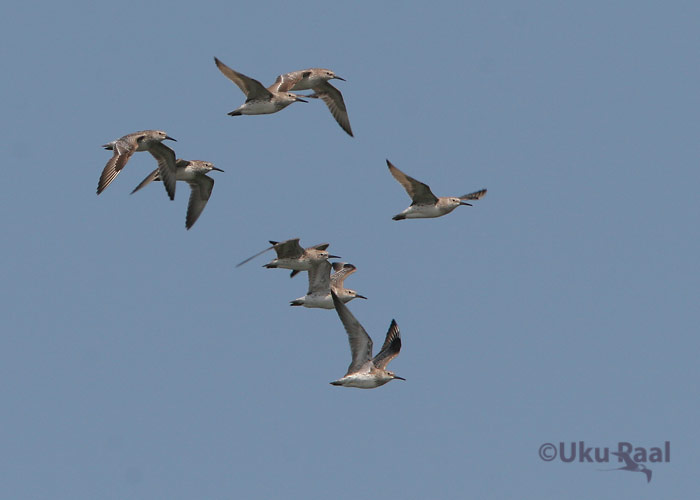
164;186;175;200
389;320;400;338
461;188;487;200
185;214;195;229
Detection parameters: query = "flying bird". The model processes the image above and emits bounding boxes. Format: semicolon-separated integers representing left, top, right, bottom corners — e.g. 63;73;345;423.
386;159;486;220
98;130;177;200
290;261;367;309
269;68;353;136
329;291;404;389
214;57;307;116
131;159;224;229
236;238;339;278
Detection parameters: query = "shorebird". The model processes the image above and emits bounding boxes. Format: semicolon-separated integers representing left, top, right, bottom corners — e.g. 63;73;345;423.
386;159;487;220
330;291;404;388
131;160;224;229
269;68;353;136
214;57;307;116
290;261;367;309
599;452;652;483
98;130;178;200
236;238;339;277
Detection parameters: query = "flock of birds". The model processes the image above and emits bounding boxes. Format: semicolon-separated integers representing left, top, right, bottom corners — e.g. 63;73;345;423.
96;57;487;389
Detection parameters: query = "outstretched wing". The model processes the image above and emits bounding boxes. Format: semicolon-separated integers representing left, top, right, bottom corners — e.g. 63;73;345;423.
386;160;438;205
273;238;304;259
97;135;138;194
147;141;177;200
372;320;401;369
460;188;487;200
214;57;272;99
306;260;331;295
185;175;214;229
130;168;160;194
330;262;357;288
308;82;353;137
331;291;373;375
236;244;274;267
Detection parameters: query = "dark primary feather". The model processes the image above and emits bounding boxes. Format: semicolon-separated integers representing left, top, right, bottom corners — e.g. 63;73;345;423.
460;188;487;200
372;320;401;369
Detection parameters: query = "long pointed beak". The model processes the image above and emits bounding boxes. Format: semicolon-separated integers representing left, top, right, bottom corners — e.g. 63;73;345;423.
334;76;346;81
295;97;308;103
165;136;177;142
212;167;225;172
356;294;368;300
328;254;341;259
393;375;406;381
459;201;472;206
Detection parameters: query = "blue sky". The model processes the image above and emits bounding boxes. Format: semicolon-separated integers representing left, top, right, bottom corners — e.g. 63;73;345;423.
2;1;699;498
